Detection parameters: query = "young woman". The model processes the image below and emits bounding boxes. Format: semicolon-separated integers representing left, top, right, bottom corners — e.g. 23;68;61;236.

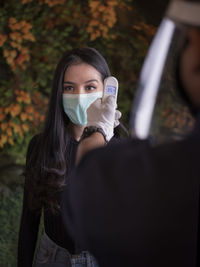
18;47;124;267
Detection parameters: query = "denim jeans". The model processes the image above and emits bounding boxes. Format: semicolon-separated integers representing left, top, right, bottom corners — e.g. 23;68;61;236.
34;232;99;267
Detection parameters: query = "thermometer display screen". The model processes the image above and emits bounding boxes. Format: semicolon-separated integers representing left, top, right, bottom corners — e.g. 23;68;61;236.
105;86;116;95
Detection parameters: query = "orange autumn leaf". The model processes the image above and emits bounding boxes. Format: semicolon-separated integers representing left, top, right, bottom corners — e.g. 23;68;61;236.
22;92;31;104
4;106;11;114
0;134;7;147
10;23;23;31
13;124;21;134
9;17;17;25
89;20;99;27
19;20;28;28
10;104;21;117
9;32;22;42
41;0;65;7
6;127;12;137
17;91;31;104
6;18;35;71
14;89;20;95
1;122;8;131
108;0;118;7
98;5;106;12
20;112;27;121
9;121;14;127
13;48;30;70
89;1;99;9
88;0;117;40
0;34;7;47
0;113;6;121
3;49;10;57
8;137;14;145
26;105;34;114
23;33;35;42
6;56;14;64
33;111;40;119
22;123;29;132
90;33;97;41
28;115;33;121
21;0;33;4
10;50;17;58
40;114;45;121
10;41;21;50
21;25;30;34
16;96;23;103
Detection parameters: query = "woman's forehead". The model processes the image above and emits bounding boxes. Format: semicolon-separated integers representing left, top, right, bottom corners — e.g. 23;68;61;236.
64;62;101;82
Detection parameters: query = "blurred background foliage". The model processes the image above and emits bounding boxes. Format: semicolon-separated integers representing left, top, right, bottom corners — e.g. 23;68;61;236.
0;0;156;265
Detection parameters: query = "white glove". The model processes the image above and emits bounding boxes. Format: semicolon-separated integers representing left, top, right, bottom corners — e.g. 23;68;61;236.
87;95;121;142
114;109;122;128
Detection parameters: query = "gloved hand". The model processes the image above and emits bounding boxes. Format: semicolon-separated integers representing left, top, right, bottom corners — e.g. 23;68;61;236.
114;109;122;128
87;95;121;142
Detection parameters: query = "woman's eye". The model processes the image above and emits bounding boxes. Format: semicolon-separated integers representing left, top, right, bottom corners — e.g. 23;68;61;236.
63;86;74;92
86;85;96;91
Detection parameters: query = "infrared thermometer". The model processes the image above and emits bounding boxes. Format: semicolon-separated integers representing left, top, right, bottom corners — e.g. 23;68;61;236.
103;76;118;103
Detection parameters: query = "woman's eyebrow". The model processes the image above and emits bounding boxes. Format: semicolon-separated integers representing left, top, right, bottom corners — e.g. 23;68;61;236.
84;79;99;83
63;79;99;84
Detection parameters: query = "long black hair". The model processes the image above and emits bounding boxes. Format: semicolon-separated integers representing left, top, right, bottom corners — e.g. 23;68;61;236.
25;47;111;213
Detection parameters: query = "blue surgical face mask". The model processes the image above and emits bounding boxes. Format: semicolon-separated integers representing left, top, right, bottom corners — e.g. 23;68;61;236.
63;91;103;126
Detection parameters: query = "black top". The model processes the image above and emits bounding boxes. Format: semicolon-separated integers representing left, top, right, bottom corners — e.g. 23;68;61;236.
17;135;79;267
62;127;200;266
